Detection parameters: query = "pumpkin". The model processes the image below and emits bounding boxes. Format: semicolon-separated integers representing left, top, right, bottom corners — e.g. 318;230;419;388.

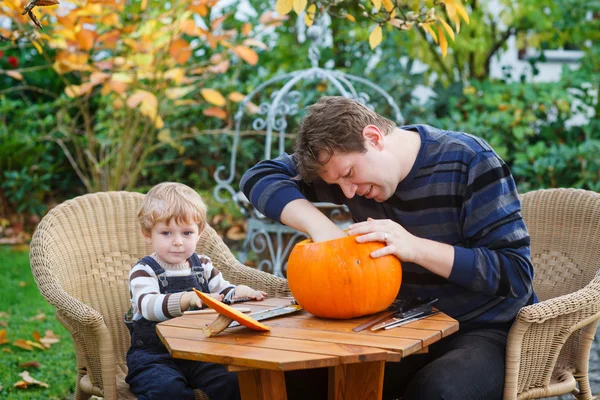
286;235;402;319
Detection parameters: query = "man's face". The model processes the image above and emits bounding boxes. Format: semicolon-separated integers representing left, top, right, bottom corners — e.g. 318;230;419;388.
318;143;401;202
143;219;201;265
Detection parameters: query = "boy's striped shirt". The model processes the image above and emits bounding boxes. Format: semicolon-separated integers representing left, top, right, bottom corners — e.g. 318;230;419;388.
241;124;537;329
129;253;235;322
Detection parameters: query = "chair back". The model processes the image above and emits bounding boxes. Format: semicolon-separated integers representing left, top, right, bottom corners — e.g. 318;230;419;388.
508;188;600;399
30;192;148;392
521;188;600;301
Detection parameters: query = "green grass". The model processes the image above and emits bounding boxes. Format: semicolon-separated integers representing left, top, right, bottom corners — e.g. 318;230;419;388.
0;246;76;399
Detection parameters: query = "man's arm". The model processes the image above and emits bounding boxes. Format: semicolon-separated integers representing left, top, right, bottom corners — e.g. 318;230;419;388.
448;151;535;300
240;153;346;241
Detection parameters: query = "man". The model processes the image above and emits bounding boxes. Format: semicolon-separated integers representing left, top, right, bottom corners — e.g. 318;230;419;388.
240;96;536;400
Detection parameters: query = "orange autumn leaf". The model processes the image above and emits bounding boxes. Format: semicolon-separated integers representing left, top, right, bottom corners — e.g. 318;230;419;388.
32;331;41;343
19;361;41;368
0;329;8;345
203;107;227;120
13;339;34;351
242;22;252;36
76;29;95;51
231;45;258;65
228;91;245;102
13;380;28;389
169;38;192;64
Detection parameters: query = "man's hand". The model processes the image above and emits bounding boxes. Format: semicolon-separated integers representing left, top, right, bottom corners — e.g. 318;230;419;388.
347;217;420;262
233;285;268;301
348;217;454;279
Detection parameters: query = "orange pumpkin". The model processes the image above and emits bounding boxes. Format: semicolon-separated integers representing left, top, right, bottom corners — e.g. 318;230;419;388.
287;235;402;319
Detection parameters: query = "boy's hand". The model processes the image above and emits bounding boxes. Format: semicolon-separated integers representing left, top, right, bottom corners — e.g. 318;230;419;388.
233;285;268;301
180;291;203;311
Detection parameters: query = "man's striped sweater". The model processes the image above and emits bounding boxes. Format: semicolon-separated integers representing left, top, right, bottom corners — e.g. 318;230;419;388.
241;124;537;329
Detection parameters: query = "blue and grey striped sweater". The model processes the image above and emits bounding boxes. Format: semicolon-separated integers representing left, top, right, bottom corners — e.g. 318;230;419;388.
241;124;537;329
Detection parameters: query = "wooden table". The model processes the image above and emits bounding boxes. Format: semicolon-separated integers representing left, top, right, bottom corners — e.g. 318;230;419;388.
157;297;459;400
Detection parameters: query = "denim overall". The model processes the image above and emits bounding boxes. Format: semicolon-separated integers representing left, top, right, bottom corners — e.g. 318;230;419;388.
125;254;241;400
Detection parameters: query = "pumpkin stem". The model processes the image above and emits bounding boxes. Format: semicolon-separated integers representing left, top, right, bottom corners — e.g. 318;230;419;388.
202;314;234;337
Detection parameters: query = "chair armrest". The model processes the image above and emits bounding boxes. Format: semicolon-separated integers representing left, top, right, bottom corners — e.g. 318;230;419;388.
504;274;600;399
197;224;291;297
516;278;600;324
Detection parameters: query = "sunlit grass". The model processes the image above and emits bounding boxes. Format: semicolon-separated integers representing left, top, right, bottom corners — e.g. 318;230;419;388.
0;246;76;399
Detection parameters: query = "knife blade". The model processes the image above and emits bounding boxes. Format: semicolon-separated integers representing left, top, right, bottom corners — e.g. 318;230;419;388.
370;298;439;331
352;299;406;332
228;303;303;328
383;311;441;330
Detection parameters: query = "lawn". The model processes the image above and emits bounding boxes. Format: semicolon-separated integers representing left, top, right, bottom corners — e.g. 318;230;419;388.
0;246;76;399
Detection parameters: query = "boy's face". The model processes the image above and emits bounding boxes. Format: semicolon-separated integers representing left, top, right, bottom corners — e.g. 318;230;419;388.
143;219;201;265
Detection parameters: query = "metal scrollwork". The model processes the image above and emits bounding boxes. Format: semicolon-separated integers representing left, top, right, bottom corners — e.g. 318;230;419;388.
212;15;403;277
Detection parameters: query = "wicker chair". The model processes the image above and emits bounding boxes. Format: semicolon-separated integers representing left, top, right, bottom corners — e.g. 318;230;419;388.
504;188;600;400
29;191;290;400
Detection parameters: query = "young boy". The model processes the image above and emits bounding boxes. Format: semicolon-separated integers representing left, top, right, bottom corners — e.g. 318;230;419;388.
125;182;268;400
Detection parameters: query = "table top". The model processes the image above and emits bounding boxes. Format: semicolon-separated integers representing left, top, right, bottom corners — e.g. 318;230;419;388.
157;297;459;372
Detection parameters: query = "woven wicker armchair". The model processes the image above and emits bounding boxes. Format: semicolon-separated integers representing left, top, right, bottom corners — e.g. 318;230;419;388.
504;188;600;400
29;191;290;400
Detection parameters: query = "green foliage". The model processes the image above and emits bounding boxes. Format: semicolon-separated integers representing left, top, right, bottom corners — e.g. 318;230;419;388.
429;70;600;191
0;247;76;399
0;97;79;218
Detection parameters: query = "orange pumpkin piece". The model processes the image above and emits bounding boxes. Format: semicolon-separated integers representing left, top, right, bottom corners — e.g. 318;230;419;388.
193;288;270;336
287;235;402;319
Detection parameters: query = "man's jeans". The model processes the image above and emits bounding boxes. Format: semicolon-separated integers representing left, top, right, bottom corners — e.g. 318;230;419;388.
285;326;510;400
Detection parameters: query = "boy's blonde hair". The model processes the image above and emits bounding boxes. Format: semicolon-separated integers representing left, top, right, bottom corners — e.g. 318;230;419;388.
138;182;207;235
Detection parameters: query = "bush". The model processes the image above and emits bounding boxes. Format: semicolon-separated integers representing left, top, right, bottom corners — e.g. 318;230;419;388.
428;75;599;192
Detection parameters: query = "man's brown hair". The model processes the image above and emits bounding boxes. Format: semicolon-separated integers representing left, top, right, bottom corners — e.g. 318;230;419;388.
294;96;396;182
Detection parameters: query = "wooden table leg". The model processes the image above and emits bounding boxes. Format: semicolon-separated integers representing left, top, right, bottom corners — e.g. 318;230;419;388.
328;360;385;400
238;369;288;400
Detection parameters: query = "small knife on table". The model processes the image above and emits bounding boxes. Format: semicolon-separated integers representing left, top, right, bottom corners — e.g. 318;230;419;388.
352;299;406;332
228;303;303;328
370;298;439;331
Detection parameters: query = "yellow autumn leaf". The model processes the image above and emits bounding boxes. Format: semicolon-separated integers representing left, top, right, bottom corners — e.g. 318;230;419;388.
231;45;258;65
166;86;196;100
372;0;382;11
455;0;470;24
228;92;245;102
454;14;461;34
275;0;293;15
438;18;455;41
201;88;227;106
382;0;394;12
293;0;307;15
345;13;356;22
164;68;185;84
141;0;147;10
305;4;316;26
438;25;448;58
421;23;438;44
444;1;457;21
369;25;383;50
32;40;43;54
